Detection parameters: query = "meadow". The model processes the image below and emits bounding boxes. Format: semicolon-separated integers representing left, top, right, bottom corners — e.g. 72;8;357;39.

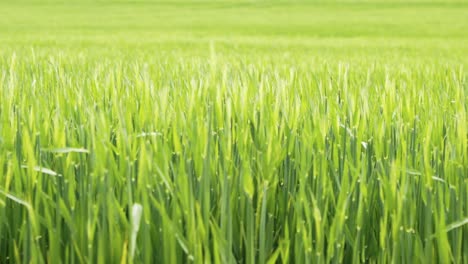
0;0;467;263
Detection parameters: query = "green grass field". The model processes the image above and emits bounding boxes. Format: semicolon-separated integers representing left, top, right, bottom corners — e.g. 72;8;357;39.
0;0;467;263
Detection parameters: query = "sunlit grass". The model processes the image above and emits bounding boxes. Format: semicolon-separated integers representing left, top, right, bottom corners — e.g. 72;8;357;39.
0;0;467;263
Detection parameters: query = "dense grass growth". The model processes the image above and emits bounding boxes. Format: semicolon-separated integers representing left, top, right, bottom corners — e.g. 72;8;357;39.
0;0;467;263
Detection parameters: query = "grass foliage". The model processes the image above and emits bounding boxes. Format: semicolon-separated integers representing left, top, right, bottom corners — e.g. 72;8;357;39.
0;0;467;263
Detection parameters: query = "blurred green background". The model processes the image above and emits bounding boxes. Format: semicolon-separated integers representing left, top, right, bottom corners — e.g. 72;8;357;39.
0;0;467;63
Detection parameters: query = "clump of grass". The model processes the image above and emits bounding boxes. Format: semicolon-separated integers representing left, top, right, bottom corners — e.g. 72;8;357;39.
0;50;466;263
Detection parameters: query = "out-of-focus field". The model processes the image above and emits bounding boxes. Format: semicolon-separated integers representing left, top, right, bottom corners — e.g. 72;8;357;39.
0;0;467;263
1;0;467;60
